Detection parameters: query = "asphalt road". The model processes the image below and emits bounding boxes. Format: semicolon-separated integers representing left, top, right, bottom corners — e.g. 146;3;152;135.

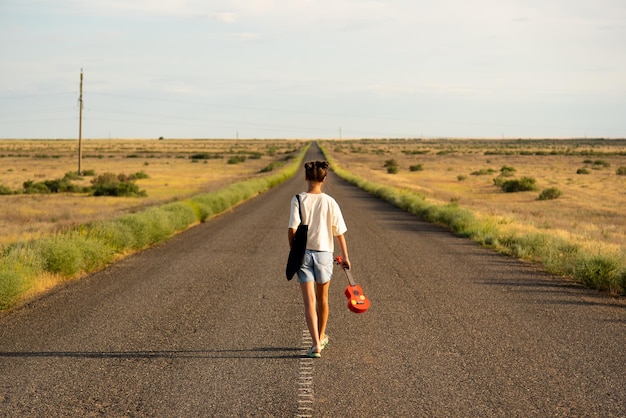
1;145;625;417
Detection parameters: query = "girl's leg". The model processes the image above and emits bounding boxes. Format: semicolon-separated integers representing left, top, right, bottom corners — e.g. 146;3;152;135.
300;281;321;351
315;281;330;342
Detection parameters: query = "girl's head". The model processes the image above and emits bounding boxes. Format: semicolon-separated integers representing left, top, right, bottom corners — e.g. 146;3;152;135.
304;160;329;182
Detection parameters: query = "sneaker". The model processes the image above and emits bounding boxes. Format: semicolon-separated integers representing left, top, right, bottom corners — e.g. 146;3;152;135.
320;335;329;351
305;346;321;358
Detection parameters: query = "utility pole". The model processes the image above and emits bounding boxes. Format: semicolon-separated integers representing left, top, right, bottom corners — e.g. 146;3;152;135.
78;69;83;175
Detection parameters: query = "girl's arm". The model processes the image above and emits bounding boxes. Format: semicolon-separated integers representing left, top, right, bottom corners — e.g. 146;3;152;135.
335;234;351;269
288;228;296;248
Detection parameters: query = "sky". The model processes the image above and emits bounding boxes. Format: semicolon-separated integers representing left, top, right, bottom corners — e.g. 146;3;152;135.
1;0;625;139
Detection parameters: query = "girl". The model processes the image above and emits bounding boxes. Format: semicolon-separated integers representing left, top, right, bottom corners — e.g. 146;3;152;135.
288;161;350;358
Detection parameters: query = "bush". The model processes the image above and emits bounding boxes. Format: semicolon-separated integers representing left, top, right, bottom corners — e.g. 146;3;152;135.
259;161;284;173
0;268;26;309
422;203;476;236
44;178;82;193
74;235;115;271
592;159;610;168
409;164;423;172
496;177;538;193
91;173;147;197
161;201;198;231
500;232;552;261
384;159;399;174
538;187;562;201
127;211;173;248
24;232;114;280
616;166;626;176
35;236;85;277
131;170;150;180
189;152;221;160
384;159;398;167
574;254;624;294
63;171;81;180
576;168;590;175
112;211;170;250
227;155;247;164
86;220;135;253
23;180;51;194
500;165;516;176
471;168;496;176
0;184;13;195
22;172;87;194
0;244;45;308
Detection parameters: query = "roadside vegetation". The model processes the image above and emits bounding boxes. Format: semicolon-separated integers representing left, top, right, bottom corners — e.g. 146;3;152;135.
0;140;308;309
1;170;149;197
0;139;301;246
320;139;626;296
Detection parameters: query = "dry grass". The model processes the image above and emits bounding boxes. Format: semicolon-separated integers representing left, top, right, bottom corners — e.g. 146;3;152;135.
323;139;626;251
0;139;301;245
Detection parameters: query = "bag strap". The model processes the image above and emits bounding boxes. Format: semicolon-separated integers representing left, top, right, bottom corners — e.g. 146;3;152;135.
296;194;305;224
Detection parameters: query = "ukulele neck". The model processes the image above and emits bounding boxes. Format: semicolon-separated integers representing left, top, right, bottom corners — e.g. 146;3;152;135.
343;267;357;287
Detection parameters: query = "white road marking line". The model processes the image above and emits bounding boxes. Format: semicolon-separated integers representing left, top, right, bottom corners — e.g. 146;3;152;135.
296;329;315;417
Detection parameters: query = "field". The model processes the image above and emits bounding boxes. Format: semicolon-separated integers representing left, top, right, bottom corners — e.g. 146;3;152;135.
1;137;625;305
3;137;624;258
322;138;626;265
0;139;302;246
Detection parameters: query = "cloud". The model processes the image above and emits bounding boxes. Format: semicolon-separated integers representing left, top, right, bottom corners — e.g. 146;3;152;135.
44;0;228;19
228;32;263;41
212;12;236;23
224;0;395;25
67;0;190;16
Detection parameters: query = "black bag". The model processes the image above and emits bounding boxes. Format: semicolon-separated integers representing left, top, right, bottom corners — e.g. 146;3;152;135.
286;194;308;280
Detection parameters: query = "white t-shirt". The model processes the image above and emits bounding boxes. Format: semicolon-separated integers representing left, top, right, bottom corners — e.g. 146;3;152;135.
288;192;347;252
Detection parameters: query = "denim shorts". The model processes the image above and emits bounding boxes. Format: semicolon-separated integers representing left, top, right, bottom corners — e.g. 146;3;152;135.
297;250;334;284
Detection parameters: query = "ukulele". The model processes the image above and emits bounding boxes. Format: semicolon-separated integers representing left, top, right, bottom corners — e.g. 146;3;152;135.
335;256;370;314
